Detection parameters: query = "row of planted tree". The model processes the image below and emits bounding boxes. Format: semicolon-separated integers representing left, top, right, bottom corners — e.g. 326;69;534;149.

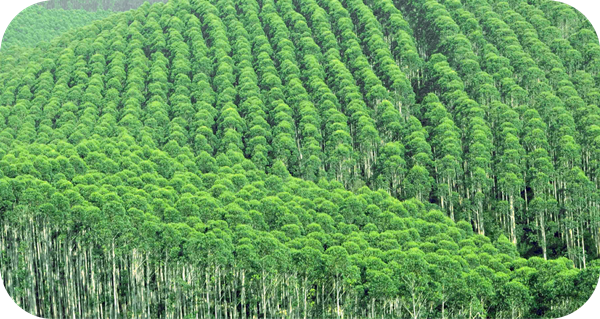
1;0;598;264
391;0;600;267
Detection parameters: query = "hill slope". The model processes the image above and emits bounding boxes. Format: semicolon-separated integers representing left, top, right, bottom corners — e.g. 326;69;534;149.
40;0;170;12
0;0;599;318
1;5;112;50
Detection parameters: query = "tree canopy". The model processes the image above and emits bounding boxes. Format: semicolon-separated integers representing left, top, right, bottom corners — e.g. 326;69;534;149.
0;0;598;318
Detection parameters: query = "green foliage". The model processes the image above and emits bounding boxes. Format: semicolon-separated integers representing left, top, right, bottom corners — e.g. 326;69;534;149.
0;0;598;318
40;0;169;12
1;5;112;50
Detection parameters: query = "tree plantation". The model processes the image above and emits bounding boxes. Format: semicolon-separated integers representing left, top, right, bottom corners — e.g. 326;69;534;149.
0;0;599;318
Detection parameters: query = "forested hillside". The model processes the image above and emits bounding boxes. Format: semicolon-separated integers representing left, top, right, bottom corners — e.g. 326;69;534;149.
0;0;599;318
40;0;169;12
1;5;112;50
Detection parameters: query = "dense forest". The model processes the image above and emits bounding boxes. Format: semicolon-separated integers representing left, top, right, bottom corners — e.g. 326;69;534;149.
0;0;599;318
1;5;112;50
40;0;170;12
